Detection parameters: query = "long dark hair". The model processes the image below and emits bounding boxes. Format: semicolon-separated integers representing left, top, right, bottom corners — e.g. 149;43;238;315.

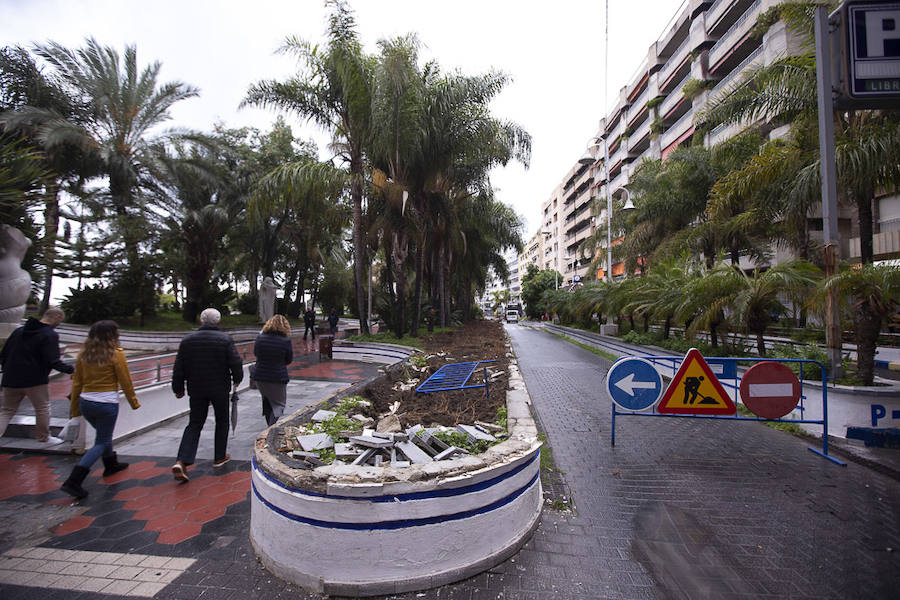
78;320;120;365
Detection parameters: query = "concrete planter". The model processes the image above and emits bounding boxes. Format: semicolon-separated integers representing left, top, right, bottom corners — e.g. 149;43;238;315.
249;359;541;597
791;378;900;438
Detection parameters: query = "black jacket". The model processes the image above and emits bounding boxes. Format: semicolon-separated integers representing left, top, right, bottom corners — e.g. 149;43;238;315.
0;318;73;388
172;326;243;398
303;310;316;327
252;332;293;383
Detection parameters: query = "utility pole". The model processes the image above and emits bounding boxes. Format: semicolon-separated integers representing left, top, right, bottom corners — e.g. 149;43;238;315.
814;5;843;379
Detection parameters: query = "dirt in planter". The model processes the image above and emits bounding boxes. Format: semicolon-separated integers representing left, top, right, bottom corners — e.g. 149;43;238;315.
360;320;509;427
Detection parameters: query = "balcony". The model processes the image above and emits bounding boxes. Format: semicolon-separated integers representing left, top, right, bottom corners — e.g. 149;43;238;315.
708;0;762;70
660;109;695;149
658;35;692;89
708;44;764;100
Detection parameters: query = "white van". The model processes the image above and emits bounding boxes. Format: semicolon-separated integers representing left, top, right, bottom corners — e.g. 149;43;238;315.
505;309;519;323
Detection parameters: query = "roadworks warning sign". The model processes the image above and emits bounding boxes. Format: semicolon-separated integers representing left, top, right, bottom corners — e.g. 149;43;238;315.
657;348;736;415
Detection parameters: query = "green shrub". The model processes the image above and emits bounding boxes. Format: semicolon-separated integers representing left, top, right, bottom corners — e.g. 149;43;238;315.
771;343;827;380
235;291;258;315
61;284;125;324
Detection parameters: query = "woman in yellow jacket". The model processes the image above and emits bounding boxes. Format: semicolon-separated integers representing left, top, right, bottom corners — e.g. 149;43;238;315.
61;320;140;499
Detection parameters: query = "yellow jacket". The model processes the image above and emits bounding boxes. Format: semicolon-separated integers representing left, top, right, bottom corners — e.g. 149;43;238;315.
69;348;140;417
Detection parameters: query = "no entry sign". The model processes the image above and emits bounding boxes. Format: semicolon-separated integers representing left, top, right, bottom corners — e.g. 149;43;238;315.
739;361;801;419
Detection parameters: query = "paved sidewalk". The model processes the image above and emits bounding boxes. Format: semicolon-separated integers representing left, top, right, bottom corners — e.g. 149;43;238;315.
1;324;898;599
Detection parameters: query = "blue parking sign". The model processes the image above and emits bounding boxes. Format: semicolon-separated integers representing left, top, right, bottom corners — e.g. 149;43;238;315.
606;358;663;411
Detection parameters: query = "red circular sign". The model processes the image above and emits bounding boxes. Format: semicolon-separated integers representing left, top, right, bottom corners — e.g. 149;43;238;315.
739;362;801;419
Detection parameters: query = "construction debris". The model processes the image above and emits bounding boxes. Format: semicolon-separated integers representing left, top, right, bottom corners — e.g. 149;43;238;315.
282;420;505;470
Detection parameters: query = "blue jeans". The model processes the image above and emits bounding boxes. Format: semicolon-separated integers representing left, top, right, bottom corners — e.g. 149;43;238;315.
78;399;119;469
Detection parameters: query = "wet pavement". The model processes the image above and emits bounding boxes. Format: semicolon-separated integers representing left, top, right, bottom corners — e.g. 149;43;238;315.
1;323;898;599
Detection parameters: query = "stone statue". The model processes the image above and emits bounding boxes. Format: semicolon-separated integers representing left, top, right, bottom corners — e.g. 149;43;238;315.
0;225;33;341
258;276;277;323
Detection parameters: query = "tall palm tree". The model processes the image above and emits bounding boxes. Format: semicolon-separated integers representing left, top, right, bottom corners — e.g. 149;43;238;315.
0;45;99;313
33;38;198;270
243;0;374;333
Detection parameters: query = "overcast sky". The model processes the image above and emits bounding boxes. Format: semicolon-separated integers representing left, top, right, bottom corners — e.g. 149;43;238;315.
2;0;682;296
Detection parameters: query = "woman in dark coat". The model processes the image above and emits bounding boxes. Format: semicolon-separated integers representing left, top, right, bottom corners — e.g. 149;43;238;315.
252;315;293;426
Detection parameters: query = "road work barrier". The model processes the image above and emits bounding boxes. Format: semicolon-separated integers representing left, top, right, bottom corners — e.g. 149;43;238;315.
605;349;845;465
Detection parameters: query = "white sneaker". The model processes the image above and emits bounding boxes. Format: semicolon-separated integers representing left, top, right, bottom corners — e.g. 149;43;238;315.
40;436;64;446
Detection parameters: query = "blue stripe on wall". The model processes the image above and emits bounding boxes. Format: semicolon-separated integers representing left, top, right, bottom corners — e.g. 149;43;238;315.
252;468;540;531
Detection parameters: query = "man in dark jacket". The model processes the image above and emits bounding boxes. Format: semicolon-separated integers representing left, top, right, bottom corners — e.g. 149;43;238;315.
0;307;73;445
303;306;317;340
171;308;243;481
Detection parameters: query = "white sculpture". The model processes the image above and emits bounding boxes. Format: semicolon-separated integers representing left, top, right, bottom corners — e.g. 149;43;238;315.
0;225;33;341
259;276;277;323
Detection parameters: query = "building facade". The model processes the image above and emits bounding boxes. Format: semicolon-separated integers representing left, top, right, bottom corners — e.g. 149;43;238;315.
531;0;899;293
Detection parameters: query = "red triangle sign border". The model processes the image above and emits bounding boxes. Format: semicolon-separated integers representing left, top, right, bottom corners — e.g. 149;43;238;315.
657;348;737;415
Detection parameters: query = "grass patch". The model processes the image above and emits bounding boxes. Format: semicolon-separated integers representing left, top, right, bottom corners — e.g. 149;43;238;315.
735;404;808;435
548;331;618;361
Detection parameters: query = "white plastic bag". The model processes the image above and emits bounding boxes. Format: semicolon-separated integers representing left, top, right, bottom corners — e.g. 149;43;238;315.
58;417;80;442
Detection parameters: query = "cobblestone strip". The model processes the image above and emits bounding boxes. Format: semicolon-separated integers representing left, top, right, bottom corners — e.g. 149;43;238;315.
0;546;194;597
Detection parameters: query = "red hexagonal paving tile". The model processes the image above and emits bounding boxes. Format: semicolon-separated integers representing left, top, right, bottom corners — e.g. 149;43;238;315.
186;505;227;523
156;522;203;545
52;515;95;536
0;455;61;500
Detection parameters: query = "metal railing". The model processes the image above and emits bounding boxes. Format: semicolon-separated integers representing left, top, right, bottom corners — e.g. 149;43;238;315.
123;340;257;390
708;0;762;66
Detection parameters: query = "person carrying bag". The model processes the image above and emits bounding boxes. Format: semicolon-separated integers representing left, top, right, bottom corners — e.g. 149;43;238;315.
61;320;140;499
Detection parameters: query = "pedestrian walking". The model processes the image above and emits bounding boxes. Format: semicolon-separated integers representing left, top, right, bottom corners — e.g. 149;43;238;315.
0;306;74;445
171;308;243;482
303;306;317;340
328;308;339;337
60;320;140;499
251;314;293;426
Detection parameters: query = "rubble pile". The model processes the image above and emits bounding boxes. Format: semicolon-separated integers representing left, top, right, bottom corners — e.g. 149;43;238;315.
277;399;507;470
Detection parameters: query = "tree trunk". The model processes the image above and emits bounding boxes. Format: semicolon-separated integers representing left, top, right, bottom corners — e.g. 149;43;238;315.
663;315;671;339
855;302;881;385
39;182;60;315
392;230;409;338
710;321;719;348
350;156;369;334
411;234;425;337
755;330;766;357
856;189;875;265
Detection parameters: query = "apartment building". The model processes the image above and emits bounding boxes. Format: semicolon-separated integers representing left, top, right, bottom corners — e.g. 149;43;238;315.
535;0;897;287
477;249;521;317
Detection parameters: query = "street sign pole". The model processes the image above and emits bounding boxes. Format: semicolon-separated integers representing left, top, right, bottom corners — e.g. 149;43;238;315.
815;5;843;380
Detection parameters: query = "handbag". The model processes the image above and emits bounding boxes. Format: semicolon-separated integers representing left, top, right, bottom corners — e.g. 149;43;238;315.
249;365;258;389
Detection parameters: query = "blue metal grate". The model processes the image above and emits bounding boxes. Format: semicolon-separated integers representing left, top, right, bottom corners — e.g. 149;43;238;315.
416;360;494;394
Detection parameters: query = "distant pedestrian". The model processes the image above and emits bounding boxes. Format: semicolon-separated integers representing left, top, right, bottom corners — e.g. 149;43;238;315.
328;309;339;337
303;306;317;340
61;320;140;499
252;315;293;426
171;308;243;482
0;306;74;445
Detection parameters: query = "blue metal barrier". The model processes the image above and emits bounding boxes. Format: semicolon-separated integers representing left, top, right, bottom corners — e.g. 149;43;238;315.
608;354;845;466
416;360;495;398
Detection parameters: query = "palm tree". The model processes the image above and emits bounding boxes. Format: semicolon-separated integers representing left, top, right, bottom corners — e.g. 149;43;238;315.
0;45;99;313
702;260;821;356
243;0;374;334
819;264;900;385
33;38;198;270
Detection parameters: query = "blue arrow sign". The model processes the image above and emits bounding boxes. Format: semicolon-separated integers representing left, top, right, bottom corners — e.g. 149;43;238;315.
606;358;663;411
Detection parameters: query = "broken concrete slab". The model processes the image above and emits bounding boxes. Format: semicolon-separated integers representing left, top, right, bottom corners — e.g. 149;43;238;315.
474;420;505;433
297;433;334;451
457;424;496;443
376;414;402;434
351;414;374;427
312;409;337;422
396;441;434;464
349;435;395;449
410;433;439;457
433;446;464;461
351;448;376;465
334;443;362;460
